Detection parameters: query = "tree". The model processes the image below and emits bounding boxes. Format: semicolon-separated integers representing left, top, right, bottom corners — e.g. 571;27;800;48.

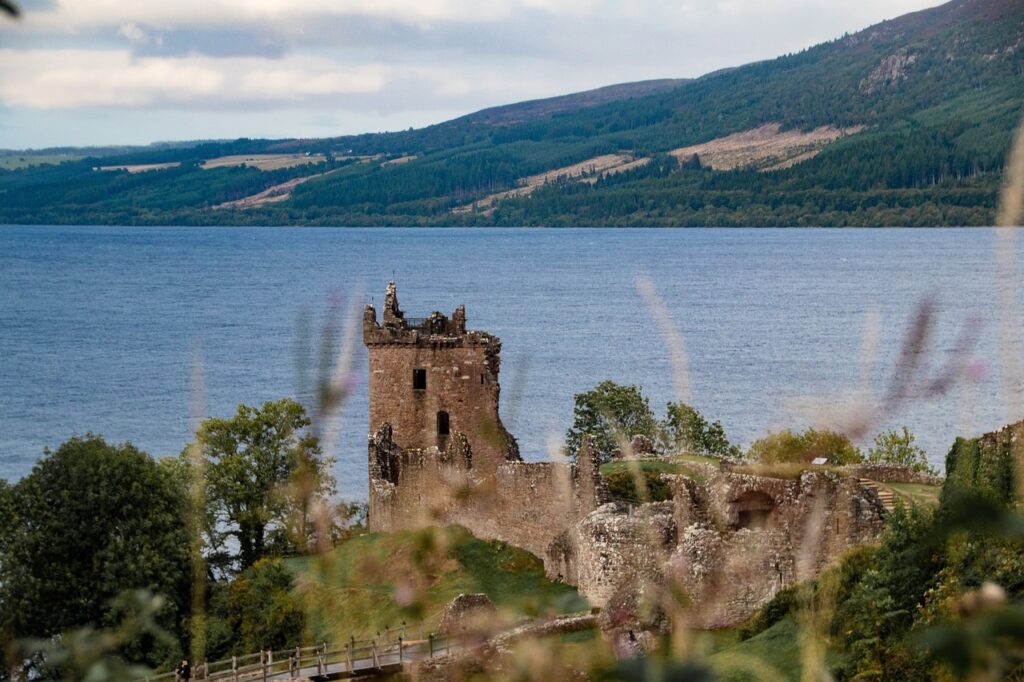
662;402;740;457
748;427;863;465
0;436;190;671
867;427;937;474
565;381;659;462
196;399;335;571
223;559;304;654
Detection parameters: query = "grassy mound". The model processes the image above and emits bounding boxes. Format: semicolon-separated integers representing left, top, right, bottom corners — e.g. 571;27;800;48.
600;458;708;503
287;526;587;643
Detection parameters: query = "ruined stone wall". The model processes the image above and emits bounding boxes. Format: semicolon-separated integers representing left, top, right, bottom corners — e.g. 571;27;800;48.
555;467;887;627
368;424;610;559
847;463;943;486
557;502;676;606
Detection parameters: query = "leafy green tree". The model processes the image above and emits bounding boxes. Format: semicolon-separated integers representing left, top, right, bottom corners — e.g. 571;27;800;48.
196;399;335;570
0;436;190;672
868;427;937;474
565;381;659;462
748;427;863;465
661;402;739;457
225;559;304;654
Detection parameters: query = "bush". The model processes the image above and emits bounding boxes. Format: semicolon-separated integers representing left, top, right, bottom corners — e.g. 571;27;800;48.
748;427;863;465
603;469;674;504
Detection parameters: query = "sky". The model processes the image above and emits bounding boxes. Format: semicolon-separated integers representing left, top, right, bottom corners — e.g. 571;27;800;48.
0;0;944;149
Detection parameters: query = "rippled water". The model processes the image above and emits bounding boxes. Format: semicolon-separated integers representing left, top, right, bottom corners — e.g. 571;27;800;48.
1;226;1019;496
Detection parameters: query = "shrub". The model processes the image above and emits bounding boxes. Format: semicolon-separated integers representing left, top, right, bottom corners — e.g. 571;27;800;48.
748;427;863;465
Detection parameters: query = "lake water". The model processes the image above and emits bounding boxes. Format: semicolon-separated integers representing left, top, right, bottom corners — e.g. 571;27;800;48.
1;226;1020;498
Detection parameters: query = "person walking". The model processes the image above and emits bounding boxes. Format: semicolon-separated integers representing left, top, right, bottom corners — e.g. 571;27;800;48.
175;659;191;681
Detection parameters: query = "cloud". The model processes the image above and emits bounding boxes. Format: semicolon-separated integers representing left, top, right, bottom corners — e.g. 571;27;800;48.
0;50;389;109
0;0;945;147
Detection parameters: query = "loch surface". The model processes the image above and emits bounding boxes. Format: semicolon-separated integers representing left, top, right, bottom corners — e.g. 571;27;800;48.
1;226;1019;496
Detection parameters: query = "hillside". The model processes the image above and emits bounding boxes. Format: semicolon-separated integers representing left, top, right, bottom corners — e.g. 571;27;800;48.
290;526;587;642
1;0;1022;226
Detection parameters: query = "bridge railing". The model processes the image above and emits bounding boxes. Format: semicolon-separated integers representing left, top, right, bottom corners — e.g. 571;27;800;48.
140;624;452;682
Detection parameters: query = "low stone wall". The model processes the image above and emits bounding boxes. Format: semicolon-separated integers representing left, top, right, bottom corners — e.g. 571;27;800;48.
847;463;942;486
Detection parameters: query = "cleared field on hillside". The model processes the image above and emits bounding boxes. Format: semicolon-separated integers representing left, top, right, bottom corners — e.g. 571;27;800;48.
453;153;639;215
201;154;325;171
670;123;864;171
96;162;181;173
382;155;417;167
215;168;341;210
0;154;84;170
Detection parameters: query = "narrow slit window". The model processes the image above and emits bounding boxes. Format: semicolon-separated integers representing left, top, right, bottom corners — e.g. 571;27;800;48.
437;411;450;436
480;373;485;385
413;368;427;390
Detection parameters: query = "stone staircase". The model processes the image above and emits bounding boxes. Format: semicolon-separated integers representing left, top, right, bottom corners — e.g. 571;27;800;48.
858;478;896;513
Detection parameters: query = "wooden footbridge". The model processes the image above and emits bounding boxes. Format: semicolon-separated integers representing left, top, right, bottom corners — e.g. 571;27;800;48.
141;625;453;681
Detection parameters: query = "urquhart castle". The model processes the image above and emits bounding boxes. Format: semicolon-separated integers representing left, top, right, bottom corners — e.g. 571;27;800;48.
363;283;934;628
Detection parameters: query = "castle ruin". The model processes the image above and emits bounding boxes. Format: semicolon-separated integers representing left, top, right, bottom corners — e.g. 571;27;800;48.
365;283;890;627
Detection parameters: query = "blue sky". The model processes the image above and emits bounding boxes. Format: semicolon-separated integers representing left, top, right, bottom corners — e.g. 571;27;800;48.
0;0;941;149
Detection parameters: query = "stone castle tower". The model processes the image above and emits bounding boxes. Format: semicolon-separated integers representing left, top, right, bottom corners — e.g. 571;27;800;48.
363;282;520;474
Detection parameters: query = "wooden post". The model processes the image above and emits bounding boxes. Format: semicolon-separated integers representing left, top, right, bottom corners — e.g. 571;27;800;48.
261;650;268;682
398;636;403;663
345;642;352;672
372;641;379;669
428;633;434;658
231;654;238;682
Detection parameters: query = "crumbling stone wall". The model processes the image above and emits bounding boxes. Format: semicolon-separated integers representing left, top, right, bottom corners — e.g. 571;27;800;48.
554;468;887;627
554;502;676;606
368;422;610;559
848;463;942;486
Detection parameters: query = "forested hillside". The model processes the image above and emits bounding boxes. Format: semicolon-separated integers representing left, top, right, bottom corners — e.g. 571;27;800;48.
1;0;1022;227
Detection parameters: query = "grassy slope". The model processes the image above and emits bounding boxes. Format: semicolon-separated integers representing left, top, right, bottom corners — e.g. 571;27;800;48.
886;481;942;506
287;526;587;643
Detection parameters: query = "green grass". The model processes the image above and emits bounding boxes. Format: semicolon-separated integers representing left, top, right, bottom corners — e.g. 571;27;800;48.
707;617;849;681
673;452;721;467
708;617;803;681
600;459;706;502
287;526;587;643
886;482;941;507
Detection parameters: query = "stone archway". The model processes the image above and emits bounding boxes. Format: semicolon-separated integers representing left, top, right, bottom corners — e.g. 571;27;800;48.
731;490;775;530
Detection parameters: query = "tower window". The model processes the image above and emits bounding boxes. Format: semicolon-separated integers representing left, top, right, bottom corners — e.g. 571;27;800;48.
413;368;427;390
437;411;450;436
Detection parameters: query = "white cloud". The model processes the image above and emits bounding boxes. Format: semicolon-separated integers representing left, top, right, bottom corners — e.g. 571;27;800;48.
0;50;390;109
23;0;516;32
0;0;946;146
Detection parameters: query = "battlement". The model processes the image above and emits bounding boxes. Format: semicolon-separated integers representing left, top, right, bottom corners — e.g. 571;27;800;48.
364;281;498;350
